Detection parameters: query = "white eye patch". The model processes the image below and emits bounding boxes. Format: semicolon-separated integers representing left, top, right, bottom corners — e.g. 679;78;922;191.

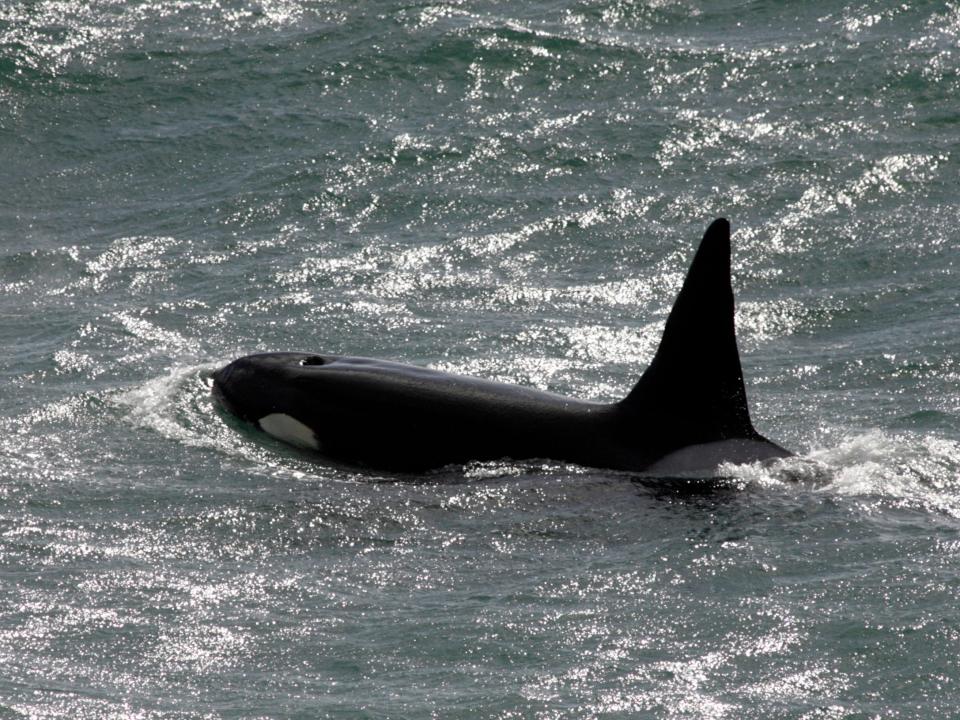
258;413;320;451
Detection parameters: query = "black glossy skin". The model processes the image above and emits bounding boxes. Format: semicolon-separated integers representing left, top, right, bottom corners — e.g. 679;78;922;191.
212;219;790;473
213;353;661;471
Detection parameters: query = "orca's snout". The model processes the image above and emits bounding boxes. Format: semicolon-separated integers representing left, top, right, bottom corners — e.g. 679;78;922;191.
211;364;227;387
211;359;245;418
211;353;308;422
212;360;235;387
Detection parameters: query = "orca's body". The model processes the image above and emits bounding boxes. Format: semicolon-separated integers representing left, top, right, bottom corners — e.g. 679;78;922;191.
212;219;790;473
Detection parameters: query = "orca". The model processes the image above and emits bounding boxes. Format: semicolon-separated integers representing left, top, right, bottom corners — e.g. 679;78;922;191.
212;218;790;474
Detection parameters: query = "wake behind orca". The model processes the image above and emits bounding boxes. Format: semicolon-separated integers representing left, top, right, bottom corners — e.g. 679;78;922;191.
212;218;790;474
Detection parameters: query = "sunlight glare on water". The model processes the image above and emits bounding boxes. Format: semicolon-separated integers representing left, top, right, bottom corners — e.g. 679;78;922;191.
1;0;959;717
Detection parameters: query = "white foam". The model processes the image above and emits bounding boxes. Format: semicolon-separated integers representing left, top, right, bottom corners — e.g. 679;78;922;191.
114;363;215;445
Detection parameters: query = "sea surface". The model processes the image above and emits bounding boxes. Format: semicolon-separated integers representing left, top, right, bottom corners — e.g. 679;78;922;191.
2;1;959;717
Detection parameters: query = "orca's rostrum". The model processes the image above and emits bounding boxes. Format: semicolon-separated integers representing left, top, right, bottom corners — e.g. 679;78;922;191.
212;218;790;473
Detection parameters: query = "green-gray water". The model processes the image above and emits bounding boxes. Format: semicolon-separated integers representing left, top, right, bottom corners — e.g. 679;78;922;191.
2;1;959;717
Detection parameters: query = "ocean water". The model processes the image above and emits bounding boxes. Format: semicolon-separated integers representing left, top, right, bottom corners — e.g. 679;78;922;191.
1;0;959;717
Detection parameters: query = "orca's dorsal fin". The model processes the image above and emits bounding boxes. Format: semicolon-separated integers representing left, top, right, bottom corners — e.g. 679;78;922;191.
621;218;759;446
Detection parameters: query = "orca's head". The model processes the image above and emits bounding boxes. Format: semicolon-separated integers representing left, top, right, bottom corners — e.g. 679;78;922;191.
211;352;330;423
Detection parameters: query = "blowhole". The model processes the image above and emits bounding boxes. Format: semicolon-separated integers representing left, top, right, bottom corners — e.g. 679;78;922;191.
301;356;326;366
